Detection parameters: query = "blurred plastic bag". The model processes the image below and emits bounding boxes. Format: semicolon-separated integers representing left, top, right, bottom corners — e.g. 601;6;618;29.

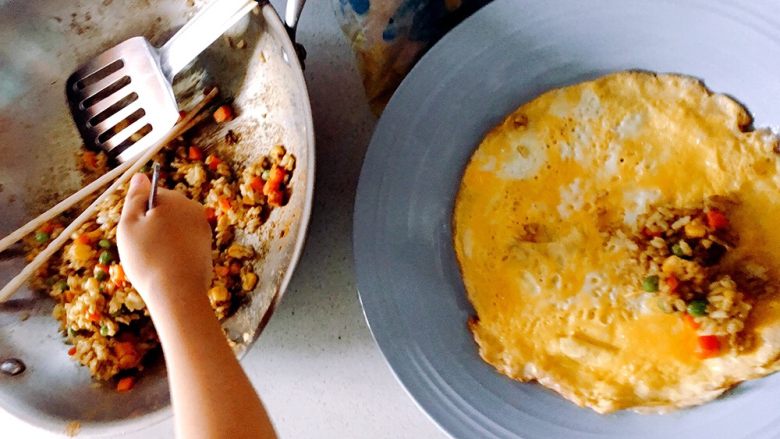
333;0;491;114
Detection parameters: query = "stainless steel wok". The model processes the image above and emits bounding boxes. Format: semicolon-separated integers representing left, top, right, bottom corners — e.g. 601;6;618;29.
0;0;314;435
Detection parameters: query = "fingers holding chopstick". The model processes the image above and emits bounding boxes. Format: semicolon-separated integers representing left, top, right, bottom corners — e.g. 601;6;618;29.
0;87;219;255
121;173;153;224
147;162;161;212
0;88;219;303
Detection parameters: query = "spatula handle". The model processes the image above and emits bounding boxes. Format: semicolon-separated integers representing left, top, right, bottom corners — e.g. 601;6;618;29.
158;0;257;80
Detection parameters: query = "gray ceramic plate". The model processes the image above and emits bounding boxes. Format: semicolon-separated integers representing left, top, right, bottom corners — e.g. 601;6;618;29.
0;1;314;435
353;0;780;438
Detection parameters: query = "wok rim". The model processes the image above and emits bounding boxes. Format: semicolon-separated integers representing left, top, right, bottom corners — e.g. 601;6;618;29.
2;2;316;436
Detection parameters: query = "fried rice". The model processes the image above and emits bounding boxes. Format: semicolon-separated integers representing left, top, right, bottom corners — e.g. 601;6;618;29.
24;128;295;388
633;197;773;357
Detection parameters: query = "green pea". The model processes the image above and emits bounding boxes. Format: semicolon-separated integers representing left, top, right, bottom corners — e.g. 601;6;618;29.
95;270;108;281
671;243;686;258
34;231;50;243
99;325;109;336
53;280;69;292
642;275;659;292
687;299;708;317
98;250;112;265
98;239;112;249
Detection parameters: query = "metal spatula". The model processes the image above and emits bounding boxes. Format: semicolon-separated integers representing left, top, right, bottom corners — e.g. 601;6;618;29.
66;0;257;163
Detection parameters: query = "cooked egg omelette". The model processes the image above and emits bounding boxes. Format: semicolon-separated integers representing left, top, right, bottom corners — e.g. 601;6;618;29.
453;71;780;413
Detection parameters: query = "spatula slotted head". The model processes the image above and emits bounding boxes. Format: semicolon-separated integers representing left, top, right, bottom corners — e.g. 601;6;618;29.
66;37;179;163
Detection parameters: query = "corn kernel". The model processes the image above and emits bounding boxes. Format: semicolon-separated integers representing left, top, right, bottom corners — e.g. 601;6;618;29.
71;243;93;263
241;272;258;292
227;243;253;259
208;285;230;304
684;219;706;238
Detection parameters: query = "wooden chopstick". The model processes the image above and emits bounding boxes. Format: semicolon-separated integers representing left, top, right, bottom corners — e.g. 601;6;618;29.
0;89;219;254
0;87;219;303
0;88;218;252
0;162;132;253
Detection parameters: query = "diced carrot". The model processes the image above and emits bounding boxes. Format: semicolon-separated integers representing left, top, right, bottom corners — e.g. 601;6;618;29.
116;376;136;392
206;154;222;171
188;146;204;161
267;190;284;207
705;209;729;230
229;262;241;275
213;104;234;123
35;266;48;278
263;167;286;196
215;265;229;277
115;342;140;368
696;335;721;358
683;313;700;330
75;234;92;245
82;151;98;170
268;167;285;185
641;227;662;238
114;341;135;356
68;346;77;356
110;264;126;287
219;197;232;211
665;275;679;293
250;176;264;192
88;312;101;322
40;222;55;234
205;207;217;223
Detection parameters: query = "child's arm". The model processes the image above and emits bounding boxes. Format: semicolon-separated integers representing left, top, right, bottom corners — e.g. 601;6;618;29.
117;173;276;439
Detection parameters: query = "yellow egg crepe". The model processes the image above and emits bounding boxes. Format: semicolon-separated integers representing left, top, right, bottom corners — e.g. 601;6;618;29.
452;71;780;413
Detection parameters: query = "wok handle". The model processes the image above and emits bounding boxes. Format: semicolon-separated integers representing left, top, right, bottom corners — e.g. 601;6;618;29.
285;0;306;41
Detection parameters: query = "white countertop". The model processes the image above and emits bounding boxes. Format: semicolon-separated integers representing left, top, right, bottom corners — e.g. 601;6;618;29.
1;1;448;438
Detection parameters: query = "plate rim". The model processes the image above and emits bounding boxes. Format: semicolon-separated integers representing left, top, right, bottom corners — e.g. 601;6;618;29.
353;0;780;438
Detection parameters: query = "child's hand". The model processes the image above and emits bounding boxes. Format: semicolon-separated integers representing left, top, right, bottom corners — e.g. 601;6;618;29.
117;174;275;439
117;173;213;310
